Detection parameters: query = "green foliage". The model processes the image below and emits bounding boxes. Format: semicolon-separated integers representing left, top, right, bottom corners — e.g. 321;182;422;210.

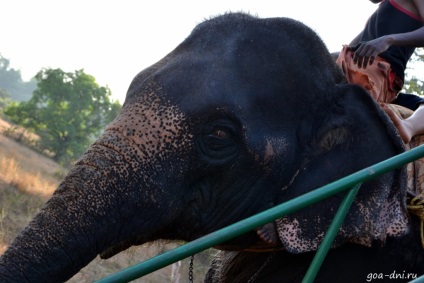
0;88;12;109
403;48;424;96
403;77;424;96
4;68;121;165
0;54;36;102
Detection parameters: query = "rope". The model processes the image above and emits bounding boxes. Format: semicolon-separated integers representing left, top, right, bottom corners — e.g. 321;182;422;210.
407;194;424;249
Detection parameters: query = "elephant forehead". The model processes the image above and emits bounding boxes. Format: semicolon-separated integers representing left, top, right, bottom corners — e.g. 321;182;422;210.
106;90;192;161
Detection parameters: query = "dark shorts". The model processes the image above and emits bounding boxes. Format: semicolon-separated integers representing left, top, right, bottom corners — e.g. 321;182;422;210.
393;93;424;111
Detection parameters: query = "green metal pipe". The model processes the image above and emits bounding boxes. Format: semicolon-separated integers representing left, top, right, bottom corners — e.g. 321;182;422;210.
96;145;424;283
302;183;361;282
408;274;424;282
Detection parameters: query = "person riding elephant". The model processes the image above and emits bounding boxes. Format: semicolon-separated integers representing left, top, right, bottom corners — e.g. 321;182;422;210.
1;12;423;283
334;0;424;144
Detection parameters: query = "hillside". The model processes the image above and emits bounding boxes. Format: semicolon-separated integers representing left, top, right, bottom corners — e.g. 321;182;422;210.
0;118;212;282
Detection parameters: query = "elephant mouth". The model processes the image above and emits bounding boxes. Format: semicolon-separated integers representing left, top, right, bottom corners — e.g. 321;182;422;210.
99;235;148;259
240;242;285;252
99;222;284;258
100;242;132;259
246;222;285;252
214;222;285;252
256;222;280;246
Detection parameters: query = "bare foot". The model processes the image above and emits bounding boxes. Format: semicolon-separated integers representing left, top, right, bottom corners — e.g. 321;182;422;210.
380;103;412;143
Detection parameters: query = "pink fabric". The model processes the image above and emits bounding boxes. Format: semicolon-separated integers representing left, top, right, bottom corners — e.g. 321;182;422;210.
389;0;424;22
336;45;400;103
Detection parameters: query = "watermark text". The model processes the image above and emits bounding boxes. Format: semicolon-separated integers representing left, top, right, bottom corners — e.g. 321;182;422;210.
367;271;417;282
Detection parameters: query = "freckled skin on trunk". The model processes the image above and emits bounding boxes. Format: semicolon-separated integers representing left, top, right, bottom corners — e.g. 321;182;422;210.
0;80;192;282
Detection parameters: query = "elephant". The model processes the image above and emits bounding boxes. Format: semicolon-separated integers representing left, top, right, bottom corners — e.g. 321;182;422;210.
1;12;424;283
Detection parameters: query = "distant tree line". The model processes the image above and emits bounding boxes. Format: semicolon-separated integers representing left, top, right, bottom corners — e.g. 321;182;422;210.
0;54;36;103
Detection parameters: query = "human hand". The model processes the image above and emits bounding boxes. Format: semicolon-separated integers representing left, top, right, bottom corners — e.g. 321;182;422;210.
351;36;391;68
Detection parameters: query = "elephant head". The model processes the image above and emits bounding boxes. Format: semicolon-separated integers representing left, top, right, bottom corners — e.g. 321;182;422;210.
0;12;409;282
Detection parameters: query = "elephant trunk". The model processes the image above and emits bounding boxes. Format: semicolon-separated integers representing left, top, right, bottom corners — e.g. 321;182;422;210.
0;134;151;283
1;86;191;282
0;190;99;282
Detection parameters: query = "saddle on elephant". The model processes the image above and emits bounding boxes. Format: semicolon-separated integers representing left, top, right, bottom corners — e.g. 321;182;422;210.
390;104;424;197
390;104;424;245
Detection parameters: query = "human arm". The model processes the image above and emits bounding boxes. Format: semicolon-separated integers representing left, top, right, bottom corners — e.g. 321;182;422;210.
353;27;424;68
353;0;424;68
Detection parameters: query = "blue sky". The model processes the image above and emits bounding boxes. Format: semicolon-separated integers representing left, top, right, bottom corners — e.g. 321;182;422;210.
1;1;377;103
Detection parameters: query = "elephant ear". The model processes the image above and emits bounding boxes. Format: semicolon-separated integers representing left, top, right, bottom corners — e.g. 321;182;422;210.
275;84;410;253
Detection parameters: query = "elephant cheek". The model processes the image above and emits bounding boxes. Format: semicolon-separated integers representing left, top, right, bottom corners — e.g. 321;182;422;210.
261;137;297;182
90;87;196;247
105;86;193;166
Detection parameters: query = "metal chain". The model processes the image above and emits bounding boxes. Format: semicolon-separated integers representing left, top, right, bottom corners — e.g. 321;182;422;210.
247;251;277;283
189;255;194;283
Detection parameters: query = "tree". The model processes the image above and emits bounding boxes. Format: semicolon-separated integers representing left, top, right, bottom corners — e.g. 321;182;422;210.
4;68;121;164
403;49;424;95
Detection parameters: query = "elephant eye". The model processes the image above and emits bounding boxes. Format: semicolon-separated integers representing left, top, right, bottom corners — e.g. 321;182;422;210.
210;128;230;139
198;120;240;164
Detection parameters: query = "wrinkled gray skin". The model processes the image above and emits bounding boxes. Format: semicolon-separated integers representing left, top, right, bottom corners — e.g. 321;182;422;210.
0;12;421;283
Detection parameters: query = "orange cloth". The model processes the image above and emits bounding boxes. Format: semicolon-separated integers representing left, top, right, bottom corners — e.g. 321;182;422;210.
336;45;402;103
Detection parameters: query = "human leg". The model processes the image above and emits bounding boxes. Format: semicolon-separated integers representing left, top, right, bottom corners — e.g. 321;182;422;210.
381;103;424;143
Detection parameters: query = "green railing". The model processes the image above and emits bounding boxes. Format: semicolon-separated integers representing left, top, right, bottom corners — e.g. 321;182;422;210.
96;144;424;283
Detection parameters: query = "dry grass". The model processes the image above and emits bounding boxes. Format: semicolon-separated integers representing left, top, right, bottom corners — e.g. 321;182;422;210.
0;131;62;255
0;119;213;282
0;155;57;198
